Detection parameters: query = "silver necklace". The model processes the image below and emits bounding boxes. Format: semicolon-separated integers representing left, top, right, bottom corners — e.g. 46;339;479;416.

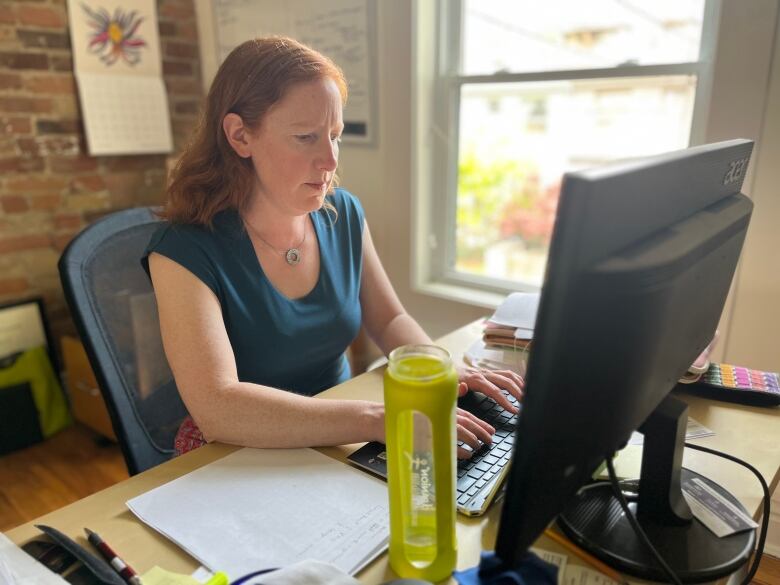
246;220;307;266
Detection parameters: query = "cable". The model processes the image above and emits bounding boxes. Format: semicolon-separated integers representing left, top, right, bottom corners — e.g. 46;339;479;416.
605;443;770;585
605;455;684;585
685;442;771;585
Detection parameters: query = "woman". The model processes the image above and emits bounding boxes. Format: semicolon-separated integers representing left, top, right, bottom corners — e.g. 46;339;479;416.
144;36;523;457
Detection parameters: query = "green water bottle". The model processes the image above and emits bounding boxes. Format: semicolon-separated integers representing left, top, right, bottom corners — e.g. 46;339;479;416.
384;344;458;582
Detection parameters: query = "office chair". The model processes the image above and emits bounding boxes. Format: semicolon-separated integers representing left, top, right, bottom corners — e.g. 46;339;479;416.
59;207;188;475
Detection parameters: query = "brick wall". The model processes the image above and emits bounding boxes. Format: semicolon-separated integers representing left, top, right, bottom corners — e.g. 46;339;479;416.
0;0;203;344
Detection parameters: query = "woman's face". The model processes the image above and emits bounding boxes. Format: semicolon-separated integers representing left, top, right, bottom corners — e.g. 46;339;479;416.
246;77;344;216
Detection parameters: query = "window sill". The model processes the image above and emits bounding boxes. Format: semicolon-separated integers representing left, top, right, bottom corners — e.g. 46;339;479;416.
412;279;510;311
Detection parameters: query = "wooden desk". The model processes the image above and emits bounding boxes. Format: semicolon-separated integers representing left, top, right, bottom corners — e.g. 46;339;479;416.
8;321;780;583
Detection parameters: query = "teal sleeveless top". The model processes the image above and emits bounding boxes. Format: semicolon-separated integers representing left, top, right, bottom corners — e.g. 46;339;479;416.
142;189;364;396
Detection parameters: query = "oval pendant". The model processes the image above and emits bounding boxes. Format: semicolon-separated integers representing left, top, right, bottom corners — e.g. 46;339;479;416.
285;248;301;266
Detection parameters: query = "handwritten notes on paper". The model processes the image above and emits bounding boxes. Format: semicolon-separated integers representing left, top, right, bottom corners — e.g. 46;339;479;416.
213;0;375;143
126;448;389;577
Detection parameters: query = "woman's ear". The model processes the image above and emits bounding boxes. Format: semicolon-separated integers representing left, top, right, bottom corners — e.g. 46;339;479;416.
222;113;253;158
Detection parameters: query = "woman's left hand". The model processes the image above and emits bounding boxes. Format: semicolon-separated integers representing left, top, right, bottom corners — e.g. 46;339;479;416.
456;366;524;413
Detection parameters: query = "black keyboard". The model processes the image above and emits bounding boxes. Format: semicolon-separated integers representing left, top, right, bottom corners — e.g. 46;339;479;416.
455;389;519;515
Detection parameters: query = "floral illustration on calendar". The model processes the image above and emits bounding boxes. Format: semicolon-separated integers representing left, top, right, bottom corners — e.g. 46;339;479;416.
80;3;147;66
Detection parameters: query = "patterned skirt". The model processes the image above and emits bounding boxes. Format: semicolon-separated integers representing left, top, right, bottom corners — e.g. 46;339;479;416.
174;415;206;455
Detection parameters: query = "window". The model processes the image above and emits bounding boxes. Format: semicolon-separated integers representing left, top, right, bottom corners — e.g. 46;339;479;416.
417;0;715;299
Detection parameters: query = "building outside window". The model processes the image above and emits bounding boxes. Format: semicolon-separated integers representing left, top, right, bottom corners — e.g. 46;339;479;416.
422;0;713;295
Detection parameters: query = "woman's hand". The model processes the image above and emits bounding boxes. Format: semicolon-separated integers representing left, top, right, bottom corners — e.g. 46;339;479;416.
456;407;494;459
456;366;525;413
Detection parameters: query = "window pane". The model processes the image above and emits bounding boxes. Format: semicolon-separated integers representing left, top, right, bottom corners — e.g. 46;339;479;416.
454;76;696;286
463;0;705;75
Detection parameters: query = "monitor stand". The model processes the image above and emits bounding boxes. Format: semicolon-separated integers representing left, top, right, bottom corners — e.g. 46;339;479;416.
557;395;755;583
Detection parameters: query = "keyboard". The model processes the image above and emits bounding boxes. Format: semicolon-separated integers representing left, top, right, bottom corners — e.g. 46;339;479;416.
455;389;519;516
346;389;519;517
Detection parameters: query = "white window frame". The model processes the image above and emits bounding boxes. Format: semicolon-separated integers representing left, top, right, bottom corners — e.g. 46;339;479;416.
412;0;723;308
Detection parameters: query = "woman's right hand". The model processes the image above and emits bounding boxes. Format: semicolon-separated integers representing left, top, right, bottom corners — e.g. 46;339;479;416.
456;407;494;459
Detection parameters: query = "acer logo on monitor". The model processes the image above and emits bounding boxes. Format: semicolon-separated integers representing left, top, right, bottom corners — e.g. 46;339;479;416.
723;157;749;185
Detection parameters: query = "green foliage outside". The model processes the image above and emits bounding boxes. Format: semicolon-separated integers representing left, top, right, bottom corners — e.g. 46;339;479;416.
456;150;559;271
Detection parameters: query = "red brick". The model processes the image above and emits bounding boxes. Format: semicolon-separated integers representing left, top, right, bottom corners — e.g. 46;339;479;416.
0;7;16;26
175;21;198;41
16;29;70;49
0;51;49;70
1;116;32;134
174;99;200;115
105;155;166;172
50;55;72;71
0;278;29;296
36;118;80;134
16;136;38;155
0;24;15;44
165;41;198;59
102;172;140;196
17;5;66;28
158;21;176;37
164;77;203;96
24;74;75;94
6;175;68;193
0;156;44;172
51;232;76;252
70;174;106;191
0;72;23;90
53;213;82;230
49;155;98;172
0;234;51;254
30;193;62;210
1;195;29;213
163;60;192;76
158;0;195;20
0;96;53;113
17;135;79;156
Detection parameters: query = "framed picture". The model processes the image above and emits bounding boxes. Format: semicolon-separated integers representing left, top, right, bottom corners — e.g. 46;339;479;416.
0;297;59;375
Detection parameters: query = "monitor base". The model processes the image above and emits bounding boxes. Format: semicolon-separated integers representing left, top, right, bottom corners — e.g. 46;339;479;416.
557;468;754;583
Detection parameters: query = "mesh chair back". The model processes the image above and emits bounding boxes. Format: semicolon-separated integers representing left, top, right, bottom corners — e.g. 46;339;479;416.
59;208;187;475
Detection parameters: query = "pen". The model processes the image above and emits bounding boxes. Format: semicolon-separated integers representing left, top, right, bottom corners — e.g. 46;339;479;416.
84;528;143;585
543;527;629;585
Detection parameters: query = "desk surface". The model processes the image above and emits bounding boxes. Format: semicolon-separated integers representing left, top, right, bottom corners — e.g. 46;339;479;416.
8;321;780;583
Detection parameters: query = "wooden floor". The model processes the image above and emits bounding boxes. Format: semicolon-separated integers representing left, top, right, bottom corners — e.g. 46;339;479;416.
0;423;128;531
0;424;778;584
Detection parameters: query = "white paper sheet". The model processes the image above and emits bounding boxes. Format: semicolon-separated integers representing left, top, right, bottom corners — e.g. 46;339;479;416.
126;448;389;579
489;292;541;330
628;417;714;446
0;532;68;585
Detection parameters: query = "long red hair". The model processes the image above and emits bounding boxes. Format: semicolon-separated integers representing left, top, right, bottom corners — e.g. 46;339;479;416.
161;37;347;225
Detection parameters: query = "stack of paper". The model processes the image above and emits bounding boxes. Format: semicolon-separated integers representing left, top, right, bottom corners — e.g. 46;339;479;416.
464;292;540;374
127;448;389;579
483;292;540;350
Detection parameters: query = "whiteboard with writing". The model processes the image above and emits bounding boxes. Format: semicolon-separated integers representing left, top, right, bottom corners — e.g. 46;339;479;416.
212;0;377;145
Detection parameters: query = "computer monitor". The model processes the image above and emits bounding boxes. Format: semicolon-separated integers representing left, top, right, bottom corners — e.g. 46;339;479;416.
493;139;756;582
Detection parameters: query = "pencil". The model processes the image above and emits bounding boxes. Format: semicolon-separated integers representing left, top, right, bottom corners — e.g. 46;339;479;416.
544;527;629;585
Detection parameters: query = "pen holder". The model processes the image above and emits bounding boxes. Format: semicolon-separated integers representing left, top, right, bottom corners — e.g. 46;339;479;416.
384;345;458;582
